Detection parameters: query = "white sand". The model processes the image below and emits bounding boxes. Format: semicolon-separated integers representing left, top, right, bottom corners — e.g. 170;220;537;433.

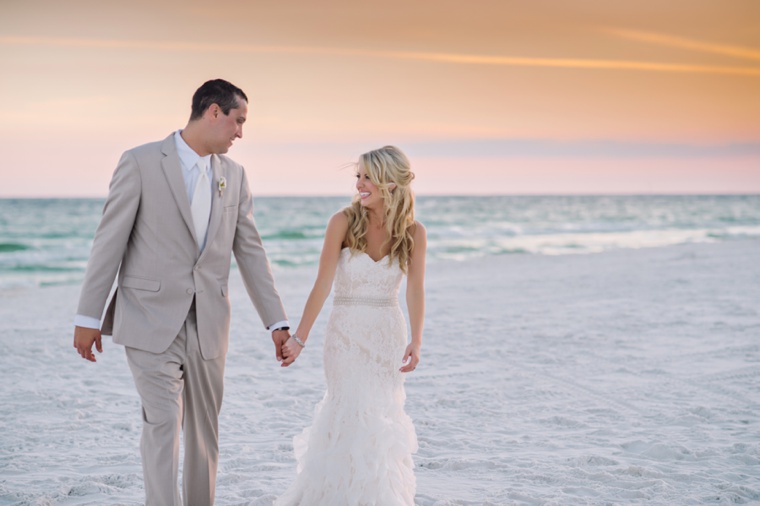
2;240;759;505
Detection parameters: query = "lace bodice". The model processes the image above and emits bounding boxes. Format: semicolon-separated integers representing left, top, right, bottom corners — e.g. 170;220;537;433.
332;248;404;301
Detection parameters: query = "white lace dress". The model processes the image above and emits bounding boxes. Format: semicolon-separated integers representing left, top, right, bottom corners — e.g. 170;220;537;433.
276;248;418;505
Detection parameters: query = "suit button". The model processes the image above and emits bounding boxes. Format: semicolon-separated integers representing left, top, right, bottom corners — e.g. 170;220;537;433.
186;288;194;295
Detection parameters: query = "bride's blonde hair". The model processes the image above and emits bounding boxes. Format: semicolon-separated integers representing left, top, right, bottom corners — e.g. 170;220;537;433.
343;146;416;274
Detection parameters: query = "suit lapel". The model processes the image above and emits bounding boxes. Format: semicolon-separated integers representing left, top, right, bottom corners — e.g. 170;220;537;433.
198;154;224;262
160;135;198;246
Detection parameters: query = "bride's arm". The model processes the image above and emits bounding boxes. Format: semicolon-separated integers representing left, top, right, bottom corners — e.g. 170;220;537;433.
281;212;348;365
401;221;427;373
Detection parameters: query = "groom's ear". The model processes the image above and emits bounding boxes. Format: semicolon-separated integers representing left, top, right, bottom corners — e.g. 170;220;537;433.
206;103;220;120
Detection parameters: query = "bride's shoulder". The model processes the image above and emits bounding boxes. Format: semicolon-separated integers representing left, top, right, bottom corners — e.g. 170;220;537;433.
410;221;427;257
411;220;427;239
324;211;350;244
328;210;350;228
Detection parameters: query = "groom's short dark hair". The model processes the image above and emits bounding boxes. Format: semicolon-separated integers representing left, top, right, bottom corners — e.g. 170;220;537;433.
190;79;248;120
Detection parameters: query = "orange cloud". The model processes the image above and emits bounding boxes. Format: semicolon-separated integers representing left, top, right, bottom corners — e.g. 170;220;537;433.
606;28;760;62
380;50;760;76
3;35;760;77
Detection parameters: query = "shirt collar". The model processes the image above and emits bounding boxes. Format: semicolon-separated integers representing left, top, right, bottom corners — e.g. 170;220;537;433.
174;130;211;173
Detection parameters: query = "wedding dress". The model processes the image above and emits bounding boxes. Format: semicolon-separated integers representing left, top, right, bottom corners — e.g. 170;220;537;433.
276;247;418;505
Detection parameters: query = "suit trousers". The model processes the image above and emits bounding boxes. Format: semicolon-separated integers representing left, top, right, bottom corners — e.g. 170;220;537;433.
126;302;226;506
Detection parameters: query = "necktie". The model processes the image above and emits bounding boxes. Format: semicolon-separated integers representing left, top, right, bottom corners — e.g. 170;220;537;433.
191;158;211;250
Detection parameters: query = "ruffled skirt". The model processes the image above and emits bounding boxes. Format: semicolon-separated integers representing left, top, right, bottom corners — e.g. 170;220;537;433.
276;303;418;505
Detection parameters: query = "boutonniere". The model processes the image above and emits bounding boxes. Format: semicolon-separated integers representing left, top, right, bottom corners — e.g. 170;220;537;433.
217;176;227;197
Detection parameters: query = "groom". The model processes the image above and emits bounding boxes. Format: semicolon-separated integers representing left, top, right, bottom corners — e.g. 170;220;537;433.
73;79;292;505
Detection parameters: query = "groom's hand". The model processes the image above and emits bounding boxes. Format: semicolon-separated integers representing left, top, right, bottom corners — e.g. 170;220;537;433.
73;326;103;362
281;337;303;367
272;329;290;364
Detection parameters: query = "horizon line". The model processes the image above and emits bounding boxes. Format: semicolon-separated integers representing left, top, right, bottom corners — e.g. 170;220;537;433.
2;192;760;200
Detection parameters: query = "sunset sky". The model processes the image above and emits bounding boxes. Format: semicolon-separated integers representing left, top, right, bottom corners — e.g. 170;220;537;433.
1;0;759;196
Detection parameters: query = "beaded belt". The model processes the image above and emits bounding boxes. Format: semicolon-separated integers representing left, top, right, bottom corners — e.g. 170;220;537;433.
333;295;398;307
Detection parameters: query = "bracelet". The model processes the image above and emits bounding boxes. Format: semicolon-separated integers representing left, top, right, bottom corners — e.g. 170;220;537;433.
291;334;306;348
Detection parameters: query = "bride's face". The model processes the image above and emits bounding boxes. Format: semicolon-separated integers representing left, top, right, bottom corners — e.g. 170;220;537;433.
355;165;382;210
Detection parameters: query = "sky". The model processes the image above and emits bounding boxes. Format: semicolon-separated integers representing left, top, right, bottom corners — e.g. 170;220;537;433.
1;0;759;196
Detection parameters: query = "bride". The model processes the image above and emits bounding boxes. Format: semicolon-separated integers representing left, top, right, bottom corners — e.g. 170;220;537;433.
276;145;426;505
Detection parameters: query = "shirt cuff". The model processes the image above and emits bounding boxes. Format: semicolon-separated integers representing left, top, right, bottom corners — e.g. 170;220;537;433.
267;320;290;331
74;314;101;329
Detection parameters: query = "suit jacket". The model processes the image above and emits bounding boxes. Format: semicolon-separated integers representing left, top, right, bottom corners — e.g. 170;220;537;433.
77;133;287;359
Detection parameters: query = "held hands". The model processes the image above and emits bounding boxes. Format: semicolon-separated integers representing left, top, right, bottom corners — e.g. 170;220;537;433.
400;343;420;373
281;334;304;367
73;326;103;362
272;329;298;367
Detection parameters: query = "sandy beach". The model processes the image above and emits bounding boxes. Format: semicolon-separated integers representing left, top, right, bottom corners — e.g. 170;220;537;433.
1;239;759;505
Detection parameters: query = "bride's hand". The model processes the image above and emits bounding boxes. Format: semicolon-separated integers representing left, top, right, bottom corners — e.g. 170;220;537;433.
281;337;303;367
400;343;420;373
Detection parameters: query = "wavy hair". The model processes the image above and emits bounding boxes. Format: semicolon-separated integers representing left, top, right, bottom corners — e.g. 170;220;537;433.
343;146;416;273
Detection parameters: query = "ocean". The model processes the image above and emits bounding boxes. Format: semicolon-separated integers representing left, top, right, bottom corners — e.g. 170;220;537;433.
1;195;759;289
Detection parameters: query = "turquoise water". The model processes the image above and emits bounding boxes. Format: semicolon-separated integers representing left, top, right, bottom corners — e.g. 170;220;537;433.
1;195;759;288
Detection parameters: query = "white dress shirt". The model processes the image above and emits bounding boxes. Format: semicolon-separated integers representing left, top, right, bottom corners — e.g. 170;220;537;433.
75;131;288;331
174;130;213;209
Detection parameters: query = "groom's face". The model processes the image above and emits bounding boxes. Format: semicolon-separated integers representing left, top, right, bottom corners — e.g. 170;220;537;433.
207;97;247;154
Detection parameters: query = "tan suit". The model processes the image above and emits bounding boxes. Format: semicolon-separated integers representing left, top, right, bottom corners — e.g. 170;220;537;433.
78;133;286;505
